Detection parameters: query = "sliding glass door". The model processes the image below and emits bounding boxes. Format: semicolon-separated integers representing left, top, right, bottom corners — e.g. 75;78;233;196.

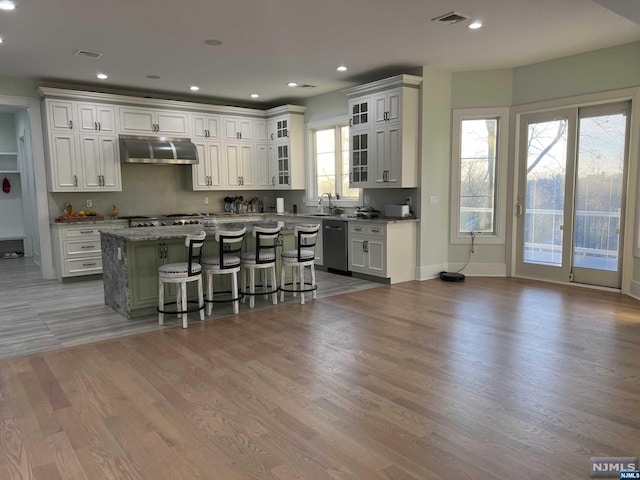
515;102;630;288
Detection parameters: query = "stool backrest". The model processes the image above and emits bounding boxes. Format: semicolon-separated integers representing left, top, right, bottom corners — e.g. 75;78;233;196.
215;226;246;269
252;224;281;264
294;224;320;262
185;231;206;276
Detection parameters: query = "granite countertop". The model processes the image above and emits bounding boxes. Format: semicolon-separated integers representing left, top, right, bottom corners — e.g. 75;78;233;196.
51;219;128;226
99;221;311;242
268;213;419;224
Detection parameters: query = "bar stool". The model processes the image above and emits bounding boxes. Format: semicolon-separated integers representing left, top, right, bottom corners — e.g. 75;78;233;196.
241;224;281;308
280;224;320;305
158;231;206;329
202;227;246;315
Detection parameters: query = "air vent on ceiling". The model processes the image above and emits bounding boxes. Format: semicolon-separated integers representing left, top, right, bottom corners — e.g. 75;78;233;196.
431;11;469;25
298;84;316;89
74;49;103;59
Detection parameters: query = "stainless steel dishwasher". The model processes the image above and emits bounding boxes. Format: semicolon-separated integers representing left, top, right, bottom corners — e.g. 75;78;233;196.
323;219;349;272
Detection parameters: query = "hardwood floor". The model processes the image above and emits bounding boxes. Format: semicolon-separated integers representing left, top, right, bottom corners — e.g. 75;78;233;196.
0;257;378;360
2;274;640;479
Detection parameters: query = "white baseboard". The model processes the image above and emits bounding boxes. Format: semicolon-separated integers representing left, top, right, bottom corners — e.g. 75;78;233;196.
629;280;640;301
445;263;507;277
416;264;448;281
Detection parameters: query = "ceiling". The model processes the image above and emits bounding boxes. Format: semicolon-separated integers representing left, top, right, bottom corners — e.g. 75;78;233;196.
0;0;638;107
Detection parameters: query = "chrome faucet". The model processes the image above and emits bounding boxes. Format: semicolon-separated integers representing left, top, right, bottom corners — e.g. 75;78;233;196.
318;192;333;214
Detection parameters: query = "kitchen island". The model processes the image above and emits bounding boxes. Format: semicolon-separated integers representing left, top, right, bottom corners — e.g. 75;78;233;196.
101;221;304;318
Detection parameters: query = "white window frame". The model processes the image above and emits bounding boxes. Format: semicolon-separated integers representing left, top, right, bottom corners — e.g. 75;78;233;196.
450;107;509;244
305;115;361;207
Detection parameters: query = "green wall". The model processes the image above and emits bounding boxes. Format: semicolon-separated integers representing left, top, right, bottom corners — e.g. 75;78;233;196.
451;69;513;108
512;41;640;105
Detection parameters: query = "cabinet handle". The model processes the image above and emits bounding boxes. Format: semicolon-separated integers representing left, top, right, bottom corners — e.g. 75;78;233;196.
349;119;352;127
94;122;98;131
102;175;105;186
80;230;95;234
271;133;274;140
83;263;97;267
363;240;368;253
81;245;96;249
98;122;101;131
73;175;78;187
69;120;73;130
272;176;275;186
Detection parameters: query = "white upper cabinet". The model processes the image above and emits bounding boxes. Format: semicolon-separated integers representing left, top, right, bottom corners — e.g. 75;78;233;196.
373;88;401;124
256;119;268;143
224;144;254;188
344;75;421;189
192;142;223;190
77;104;116;133
43;98;122;192
78;135;121;191
48;133;79;191
119;106;189;136
348;96;372;130
191;114;221;140
264;109;305;190
224;117;254;142
39;88;308;193
47;101;75;131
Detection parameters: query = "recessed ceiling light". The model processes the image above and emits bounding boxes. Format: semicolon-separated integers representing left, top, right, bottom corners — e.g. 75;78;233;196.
96;73;108;80
469;21;482;29
0;1;16;11
0;38;3;44
337;65;348;72
190;85;200;91
204;39;222;46
146;74;160;79
250;94;260;98
287;82;298;87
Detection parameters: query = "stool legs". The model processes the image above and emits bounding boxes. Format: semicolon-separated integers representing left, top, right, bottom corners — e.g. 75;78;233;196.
270;266;278;305
197;277;204;321
206;271;214;316
181;282;188;329
158;279;164;325
311;264;317;300
249;268;255;308
299;264;305;305
231;271;239;314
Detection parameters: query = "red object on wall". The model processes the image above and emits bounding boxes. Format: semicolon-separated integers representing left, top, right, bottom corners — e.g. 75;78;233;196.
2;177;9;193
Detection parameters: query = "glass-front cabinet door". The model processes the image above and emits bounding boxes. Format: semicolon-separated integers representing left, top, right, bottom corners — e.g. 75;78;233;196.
350;131;369;187
348;97;371;129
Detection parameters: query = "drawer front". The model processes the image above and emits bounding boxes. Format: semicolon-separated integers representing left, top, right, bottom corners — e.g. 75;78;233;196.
349;223;385;237
62;227;101;239
63;257;102;276
64;239;101;257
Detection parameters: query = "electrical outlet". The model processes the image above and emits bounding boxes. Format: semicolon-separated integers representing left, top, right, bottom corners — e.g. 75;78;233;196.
86;199;92;208
204;197;209;205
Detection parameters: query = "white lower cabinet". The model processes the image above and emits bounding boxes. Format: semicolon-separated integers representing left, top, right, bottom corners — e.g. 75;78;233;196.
348;221;416;283
51;222;127;279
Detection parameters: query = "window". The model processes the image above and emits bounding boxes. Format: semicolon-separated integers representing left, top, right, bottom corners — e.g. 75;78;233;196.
307;119;360;204
451;108;509;244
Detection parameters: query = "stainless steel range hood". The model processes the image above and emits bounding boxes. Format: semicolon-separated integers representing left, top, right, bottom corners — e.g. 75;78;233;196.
119;135;199;165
